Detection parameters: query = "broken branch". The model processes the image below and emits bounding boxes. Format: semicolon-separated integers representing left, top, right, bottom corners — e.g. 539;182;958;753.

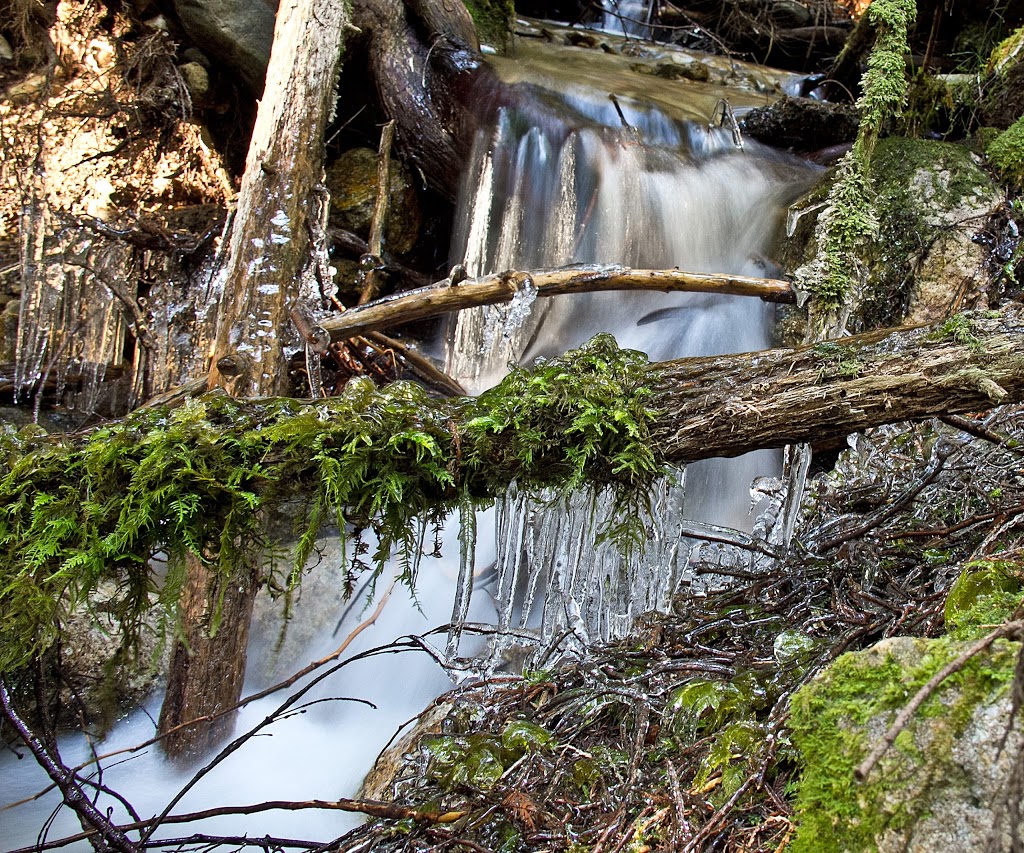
321;264;796;340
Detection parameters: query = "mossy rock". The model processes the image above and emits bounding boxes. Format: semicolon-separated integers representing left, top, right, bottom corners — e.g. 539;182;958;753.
782;137;1003;336
464;0;514;52
789;634;1023;852
986;116;1024;189
325;147;422;255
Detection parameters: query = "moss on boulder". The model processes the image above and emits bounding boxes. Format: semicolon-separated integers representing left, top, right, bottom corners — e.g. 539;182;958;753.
782;137;1003;339
790;633;1022;852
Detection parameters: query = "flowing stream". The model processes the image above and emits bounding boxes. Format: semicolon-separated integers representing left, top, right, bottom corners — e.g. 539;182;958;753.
0;35;817;851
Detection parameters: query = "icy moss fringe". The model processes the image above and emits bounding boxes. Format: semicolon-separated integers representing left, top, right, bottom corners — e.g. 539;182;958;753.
0;335;661;673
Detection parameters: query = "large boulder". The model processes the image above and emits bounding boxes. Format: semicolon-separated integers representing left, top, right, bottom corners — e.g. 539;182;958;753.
172;0;275;92
780;137;1005;340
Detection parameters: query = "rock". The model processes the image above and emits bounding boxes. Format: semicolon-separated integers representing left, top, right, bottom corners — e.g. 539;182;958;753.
789;634;1024;853
171;0;275;92
361;699;455;800
1;299;18;363
741;96;859;152
178;61;210;106
781;138;1004;336
325;148;422;255
56;582;166;729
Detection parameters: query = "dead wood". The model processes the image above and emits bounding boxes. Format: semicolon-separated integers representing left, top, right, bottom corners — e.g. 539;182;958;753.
321;265;795;341
160;0;350;760
651;306;1024;463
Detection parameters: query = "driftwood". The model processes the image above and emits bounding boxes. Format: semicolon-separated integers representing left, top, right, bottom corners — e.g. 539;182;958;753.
321;265;795;341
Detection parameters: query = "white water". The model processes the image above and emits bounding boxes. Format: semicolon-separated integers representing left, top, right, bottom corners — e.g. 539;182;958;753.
445;86;815;657
0;46;817;853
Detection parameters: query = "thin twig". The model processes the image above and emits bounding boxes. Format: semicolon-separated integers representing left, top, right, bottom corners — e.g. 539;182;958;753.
0;677;141;853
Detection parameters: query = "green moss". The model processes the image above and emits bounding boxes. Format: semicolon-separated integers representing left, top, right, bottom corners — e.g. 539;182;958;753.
464;0;515;52
988;25;1024;75
789;636;1019;852
0;335;662;674
857;0;916;154
424;718;553;793
813;342;864;379
797;0;915;316
986;116;1024;188
944;559;1024;636
925;312;982;350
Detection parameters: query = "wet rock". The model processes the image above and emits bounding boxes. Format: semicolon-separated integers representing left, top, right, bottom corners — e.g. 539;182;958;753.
361;699;455;800
741;96;859;152
178;61;210;107
57;582;166;729
326;148;422;255
171;0;275;92
790;634;1024;853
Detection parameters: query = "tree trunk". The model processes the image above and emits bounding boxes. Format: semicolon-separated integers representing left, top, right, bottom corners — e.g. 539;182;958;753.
158;0;349;759
156;553;259;758
650;309;1024;462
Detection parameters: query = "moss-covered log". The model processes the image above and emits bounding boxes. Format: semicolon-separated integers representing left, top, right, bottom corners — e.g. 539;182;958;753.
4;307;1024;683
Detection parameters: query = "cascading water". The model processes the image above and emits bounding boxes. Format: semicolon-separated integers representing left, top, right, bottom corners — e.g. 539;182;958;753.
0;36;817;851
445;69;817;657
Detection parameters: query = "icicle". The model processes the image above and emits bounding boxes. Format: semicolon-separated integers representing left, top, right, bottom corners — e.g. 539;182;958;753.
445;502;477;661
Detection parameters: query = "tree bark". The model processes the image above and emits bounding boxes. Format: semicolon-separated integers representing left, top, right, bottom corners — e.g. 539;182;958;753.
321;266;795;341
650;308;1024;462
158;0;349;759
156;554;259;758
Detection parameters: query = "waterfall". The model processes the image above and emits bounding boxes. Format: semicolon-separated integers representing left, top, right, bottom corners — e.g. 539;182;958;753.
444;82;815;658
0;40;818;851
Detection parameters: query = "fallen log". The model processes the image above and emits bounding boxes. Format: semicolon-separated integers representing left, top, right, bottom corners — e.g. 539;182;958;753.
320;265;796;341
4;307;1024;682
651;308;1024;461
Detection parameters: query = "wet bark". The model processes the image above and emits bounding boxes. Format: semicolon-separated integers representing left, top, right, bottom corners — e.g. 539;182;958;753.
650;307;1024;462
158;0;349;759
156;554;259;758
321;266;795;341
354;0;487;197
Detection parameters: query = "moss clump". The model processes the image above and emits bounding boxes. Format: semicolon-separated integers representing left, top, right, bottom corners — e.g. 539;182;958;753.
856;0;916;153
944;558;1024;636
986;116;1024;189
796;0;916;315
789;634;1019;853
0;335;662;674
464;0;515;52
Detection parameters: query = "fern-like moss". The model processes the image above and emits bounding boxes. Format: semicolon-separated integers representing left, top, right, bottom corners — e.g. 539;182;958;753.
0;335;662;673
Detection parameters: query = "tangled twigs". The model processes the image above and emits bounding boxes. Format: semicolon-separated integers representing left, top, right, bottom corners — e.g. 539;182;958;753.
0;676;142;853
855;618;1024;782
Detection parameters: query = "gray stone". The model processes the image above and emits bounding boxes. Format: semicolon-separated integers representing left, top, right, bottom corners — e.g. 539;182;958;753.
172;0;276;92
